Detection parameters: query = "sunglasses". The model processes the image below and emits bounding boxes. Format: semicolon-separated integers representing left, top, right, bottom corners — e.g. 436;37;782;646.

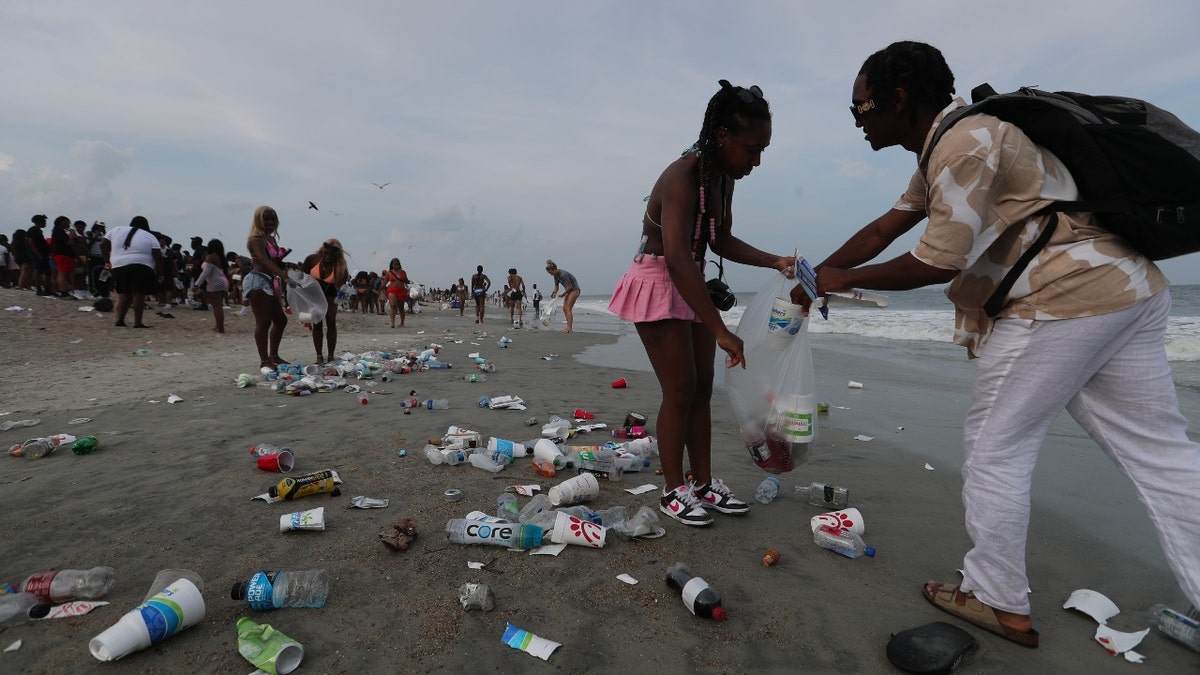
323;243;341;253
850;98;876;122
737;85;764;103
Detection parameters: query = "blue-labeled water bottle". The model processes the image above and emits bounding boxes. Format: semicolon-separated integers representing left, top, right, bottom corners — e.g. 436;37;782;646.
813;525;875;559
231;569;329;609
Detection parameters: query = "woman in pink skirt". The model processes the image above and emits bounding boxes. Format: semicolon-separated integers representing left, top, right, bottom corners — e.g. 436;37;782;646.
608;80;795;527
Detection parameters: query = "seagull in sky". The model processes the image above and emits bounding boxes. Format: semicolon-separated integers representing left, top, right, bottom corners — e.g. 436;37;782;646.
308;201;318;210
370;182;391;190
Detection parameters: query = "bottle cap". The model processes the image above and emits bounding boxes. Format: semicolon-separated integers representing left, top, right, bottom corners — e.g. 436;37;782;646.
515;524;544;549
865;546;876;558
711;606;727;622
231;582;248;600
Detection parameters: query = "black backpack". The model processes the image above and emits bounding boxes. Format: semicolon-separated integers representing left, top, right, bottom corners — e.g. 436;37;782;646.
921;83;1200;316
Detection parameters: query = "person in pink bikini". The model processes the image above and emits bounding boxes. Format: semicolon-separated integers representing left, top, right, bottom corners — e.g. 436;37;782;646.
245;205;294;368
608;80;795;527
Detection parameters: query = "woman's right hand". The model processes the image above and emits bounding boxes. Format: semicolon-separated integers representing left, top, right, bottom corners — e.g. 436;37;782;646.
716;329;746;369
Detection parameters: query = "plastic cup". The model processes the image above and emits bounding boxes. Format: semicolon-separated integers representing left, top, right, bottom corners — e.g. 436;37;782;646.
90;578;205;662
611;377;627;388
549;511;607;548
143;569;205;602
768;297;804;337
256;451;295;473
236;617;304;674
547;472;600;506
279;507;326;532
809;507;865;535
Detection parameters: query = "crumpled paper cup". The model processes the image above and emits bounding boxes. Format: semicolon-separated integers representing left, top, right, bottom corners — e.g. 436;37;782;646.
236;617;304;674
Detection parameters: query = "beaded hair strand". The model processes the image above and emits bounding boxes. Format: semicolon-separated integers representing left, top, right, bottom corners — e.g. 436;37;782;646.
693;80;772;250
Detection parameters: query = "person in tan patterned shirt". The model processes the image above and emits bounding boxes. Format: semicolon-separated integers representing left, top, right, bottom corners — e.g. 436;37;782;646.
793;40;1200;649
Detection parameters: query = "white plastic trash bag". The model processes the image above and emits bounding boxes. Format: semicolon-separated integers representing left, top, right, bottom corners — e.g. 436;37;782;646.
724;272;817;473
287;270;328;324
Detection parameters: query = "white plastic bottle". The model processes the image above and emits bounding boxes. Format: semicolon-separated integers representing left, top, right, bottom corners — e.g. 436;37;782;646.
423;444;446;465
755;476;781;504
20;566;115;603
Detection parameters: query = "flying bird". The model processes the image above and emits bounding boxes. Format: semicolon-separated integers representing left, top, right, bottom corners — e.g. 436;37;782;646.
308;201;318;210
370;182;391;190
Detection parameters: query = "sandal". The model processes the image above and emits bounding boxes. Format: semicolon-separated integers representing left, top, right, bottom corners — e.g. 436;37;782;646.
922;582;1039;648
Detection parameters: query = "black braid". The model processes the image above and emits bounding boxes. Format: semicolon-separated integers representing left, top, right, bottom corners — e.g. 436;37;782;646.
859;41;955;122
693;80;771;251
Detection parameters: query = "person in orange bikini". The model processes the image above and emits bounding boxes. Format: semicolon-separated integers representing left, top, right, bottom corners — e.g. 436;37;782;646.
303;239;350;364
383;258;410;328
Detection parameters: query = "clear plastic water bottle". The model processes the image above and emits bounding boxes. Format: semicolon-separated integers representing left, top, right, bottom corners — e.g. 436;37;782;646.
440;448;468;466
445;518;543;549
478;395;492;408
795;481;849;509
423;444;446;465
231;569;329;609
15;438;57;460
20;566;115;603
755;476;781;504
0;593;48;624
813;525;875;559
423;398;450;410
665;562;726;621
575;447;623;482
496;493;520;521
468;452;505;473
1148;603;1200;652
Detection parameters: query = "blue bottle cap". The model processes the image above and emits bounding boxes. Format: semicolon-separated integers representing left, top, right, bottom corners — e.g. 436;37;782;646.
515;524;544;549
864;546;876;558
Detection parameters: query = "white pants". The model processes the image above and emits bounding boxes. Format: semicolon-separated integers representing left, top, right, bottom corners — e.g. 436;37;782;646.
960;290;1200;614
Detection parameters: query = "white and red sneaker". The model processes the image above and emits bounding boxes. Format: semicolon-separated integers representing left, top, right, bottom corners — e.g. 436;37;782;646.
659;484;713;526
693;478;750;515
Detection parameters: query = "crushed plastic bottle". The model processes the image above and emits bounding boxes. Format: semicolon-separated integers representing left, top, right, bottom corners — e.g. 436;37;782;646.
231;569;329;609
755;476;781;504
813;524;875;559
0;418;39;432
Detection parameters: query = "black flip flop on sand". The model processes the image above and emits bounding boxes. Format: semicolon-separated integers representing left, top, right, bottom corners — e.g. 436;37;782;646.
886;621;975;674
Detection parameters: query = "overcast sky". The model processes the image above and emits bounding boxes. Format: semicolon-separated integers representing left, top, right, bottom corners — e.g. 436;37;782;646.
3;1;1198;291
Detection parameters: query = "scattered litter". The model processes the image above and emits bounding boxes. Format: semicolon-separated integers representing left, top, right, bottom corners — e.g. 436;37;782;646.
160;352;184;357
167;394;183;404
396;449;406;457
1063;589;1148;659
69;338;84;344
4;640;20;653
37;600;110;619
252;469;343;503
762;548;781;567
467;561;486;569
539;355;556;361
487;395;527;410
0;419;39;432
68;418;92;425
459;582;495;611
349;496;389;509
506;485;540;496
625;484;658;495
78;306;94;312
523;416;538;426
5;306;25;311
501;623;561;661
847;380;864;389
924;463;935;471
897;426;905;431
616;574;638;585
853;434;874;442
147;400;160;404
379;517;418;551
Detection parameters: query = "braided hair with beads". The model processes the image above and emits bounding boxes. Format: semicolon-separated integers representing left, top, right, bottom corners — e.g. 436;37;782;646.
691;80;771;251
859;41;956;124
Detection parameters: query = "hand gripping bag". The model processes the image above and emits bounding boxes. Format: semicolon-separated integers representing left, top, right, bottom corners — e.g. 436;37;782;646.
724;272;816;473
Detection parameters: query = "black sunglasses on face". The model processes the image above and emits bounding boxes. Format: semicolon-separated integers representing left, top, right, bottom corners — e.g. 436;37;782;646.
850;98;876;122
737;85;764;103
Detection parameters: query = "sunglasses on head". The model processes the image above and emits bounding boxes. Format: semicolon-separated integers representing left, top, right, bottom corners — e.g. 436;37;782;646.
737;85;764;103
850;98;877;122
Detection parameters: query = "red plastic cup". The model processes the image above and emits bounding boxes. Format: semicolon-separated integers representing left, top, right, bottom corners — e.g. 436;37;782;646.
611;378;627;389
256;451;295;472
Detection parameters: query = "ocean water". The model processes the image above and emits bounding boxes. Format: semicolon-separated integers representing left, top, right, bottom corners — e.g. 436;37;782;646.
570;284;1200;419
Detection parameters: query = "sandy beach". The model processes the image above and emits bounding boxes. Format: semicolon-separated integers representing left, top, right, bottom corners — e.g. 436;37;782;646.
1;287;1196;673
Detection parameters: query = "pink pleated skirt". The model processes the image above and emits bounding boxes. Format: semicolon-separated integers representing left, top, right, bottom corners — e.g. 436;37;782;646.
607;255;703;323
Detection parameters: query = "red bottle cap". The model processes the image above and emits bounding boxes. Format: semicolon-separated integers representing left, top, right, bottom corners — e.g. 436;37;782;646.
711;606;727;622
